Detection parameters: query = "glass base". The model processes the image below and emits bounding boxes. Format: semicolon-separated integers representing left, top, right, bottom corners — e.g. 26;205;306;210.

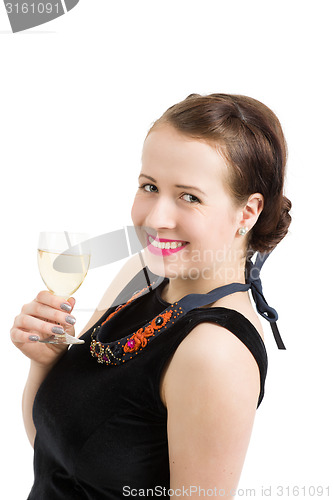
38;333;85;345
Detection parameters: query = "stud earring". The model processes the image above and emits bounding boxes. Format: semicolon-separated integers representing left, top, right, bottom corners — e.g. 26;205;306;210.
238;227;248;236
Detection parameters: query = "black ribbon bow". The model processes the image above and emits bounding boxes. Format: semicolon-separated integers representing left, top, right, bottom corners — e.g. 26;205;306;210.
246;252;286;350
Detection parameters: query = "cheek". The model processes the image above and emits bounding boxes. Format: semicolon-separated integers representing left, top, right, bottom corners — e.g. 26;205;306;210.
179;211;205;238
206;209;237;246
131;196;144;225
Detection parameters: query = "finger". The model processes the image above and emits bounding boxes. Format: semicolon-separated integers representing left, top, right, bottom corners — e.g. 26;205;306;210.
14;314;65;337
10;326;40;344
22;301;76;327
34;290;73;312
67;297;75;309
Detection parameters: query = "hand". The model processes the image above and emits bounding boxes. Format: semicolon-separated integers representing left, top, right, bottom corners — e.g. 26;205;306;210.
10;291;77;368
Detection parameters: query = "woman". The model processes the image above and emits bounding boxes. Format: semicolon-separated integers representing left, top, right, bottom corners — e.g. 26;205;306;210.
11;93;291;499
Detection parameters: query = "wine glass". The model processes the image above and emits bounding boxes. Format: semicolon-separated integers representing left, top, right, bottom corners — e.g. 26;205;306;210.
37;232;90;344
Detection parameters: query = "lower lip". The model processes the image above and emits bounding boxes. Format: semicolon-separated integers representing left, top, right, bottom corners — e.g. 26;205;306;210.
146;235;188;256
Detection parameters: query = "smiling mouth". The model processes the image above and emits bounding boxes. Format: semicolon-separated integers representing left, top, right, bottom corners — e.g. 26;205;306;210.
148;235;187;250
146;233;188;253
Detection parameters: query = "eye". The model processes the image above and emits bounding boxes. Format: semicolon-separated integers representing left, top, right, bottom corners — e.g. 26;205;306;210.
182;193;201;204
139;183;158;193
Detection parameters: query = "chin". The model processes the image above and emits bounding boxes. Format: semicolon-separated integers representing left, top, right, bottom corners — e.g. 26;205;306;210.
143;251;180;279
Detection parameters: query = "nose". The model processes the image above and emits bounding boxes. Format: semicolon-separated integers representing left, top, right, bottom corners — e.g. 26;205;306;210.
145;196;177;231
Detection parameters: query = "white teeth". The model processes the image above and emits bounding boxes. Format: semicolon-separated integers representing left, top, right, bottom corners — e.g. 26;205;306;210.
148;236;185;250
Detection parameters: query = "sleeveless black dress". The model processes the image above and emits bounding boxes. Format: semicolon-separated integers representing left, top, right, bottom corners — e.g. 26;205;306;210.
28;268;268;499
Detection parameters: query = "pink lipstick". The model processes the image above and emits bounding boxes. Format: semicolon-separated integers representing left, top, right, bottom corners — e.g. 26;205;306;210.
146;233;188;256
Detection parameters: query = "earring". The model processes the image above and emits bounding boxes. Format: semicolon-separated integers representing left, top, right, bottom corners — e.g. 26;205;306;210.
238;227;248;236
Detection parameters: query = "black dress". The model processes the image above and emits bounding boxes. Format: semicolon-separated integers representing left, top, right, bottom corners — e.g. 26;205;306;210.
28;268;268;499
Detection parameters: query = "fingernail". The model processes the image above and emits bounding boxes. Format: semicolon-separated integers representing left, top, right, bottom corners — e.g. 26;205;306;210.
60;303;72;312
65;315;76;325
52;326;65;334
29;335;39;342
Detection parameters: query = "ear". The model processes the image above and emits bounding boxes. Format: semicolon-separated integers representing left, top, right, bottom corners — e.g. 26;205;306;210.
238;193;264;230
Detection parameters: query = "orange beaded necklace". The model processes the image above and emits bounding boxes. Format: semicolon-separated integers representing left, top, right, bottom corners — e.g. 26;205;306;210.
90;284;185;366
90;252;286;367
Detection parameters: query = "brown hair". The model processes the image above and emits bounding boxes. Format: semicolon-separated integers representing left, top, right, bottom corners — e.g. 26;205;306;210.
148;93;292;253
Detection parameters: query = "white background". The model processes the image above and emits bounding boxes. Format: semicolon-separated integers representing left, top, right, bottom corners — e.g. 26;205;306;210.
1;1;332;498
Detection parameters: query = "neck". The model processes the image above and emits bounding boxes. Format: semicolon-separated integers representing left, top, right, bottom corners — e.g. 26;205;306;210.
160;257;247;304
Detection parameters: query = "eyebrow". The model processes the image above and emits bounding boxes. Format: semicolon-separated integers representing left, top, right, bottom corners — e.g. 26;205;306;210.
138;174;207;196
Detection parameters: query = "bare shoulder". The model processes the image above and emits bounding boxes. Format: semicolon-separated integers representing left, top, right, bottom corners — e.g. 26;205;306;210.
79;254;144;336
162;320;261;409
211;291;265;341
162;321;261;493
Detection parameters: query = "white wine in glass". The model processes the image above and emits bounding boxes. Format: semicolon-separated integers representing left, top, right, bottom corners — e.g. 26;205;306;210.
37;232;90;344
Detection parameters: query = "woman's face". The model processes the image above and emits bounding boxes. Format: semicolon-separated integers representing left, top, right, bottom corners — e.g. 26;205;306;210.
131;124;243;281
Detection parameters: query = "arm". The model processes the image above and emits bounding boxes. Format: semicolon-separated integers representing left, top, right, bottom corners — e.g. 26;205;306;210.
22;361;57;447
12;253;145;447
162;322;260;498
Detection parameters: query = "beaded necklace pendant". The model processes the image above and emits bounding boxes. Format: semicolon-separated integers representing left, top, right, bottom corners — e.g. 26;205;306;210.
90;284;184;366
90;253;286;364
